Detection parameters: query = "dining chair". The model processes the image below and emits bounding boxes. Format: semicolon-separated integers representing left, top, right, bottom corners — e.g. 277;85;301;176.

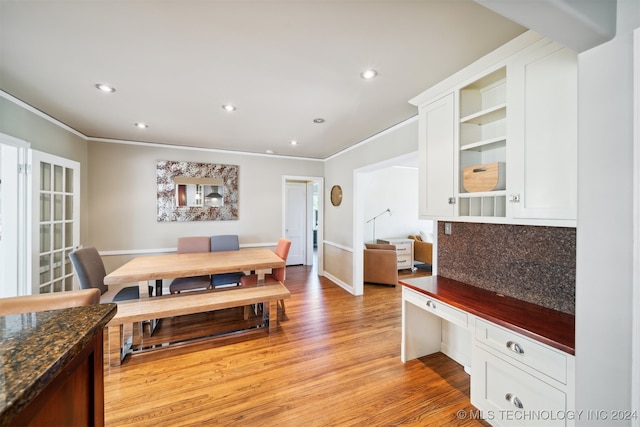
240;238;291;312
209;234;246;287
169;236;212;294
69;246;153;302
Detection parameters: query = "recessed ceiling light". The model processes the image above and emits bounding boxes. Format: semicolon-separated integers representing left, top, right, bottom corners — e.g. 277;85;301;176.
266;149;274;154
222;104;236;112
313;118;325;124
134;122;148;129
95;83;116;93
290;140;298;145
360;69;378;79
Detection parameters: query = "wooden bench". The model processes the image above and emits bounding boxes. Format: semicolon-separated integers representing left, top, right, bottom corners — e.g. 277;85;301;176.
106;282;290;366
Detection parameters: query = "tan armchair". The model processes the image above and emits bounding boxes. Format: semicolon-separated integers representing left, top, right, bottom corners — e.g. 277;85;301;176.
363;243;398;287
408;235;433;265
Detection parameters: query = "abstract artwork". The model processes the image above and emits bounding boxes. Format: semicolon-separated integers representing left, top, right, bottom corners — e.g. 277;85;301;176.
157;160;239;221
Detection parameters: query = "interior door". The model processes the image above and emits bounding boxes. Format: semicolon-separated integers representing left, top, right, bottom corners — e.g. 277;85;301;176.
285;182;306;265
31;151;80;294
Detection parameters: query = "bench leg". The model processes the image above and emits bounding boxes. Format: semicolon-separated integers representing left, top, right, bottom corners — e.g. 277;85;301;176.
132;321;143;348
267;300;278;333
108;325;124;367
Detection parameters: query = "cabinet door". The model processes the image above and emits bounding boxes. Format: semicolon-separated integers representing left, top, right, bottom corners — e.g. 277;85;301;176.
472;345;569;427
418;93;456;218
507;42;577;221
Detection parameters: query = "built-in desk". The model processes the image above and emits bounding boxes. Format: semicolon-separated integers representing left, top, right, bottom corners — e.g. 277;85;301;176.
0;303;116;426
400;276;576;427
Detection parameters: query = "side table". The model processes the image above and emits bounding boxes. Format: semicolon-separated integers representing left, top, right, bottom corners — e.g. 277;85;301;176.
377;238;415;271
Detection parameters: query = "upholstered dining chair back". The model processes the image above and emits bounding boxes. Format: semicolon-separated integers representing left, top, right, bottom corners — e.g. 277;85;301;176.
69;246;150;302
209;235;245;287
238;238;291;313
177;236;210;254
271;238;292;282
210;234;240;252
69;247;108;294
169;236;211;294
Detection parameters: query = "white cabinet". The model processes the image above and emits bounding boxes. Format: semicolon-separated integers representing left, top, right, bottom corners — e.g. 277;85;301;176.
506;41;577;221
458;67;508;218
471;319;575;427
412;33;577;226
418;93;456;218
376;238;414;271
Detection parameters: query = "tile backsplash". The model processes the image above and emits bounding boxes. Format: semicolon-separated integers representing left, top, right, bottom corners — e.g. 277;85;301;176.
437;222;575;314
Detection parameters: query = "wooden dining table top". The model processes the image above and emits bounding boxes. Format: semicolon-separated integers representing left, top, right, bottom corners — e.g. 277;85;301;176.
104;248;285;285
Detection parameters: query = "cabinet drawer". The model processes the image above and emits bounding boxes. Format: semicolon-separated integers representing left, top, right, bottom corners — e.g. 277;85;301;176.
394;241;412;253
472;346;568;426
397;254;412;269
475;318;567;384
404;288;468;328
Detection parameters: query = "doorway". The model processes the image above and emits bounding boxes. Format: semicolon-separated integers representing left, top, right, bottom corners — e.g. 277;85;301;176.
283;176;323;273
353;152;420;295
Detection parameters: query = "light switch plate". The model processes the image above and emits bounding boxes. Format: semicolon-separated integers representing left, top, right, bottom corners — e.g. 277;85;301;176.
444;222;452;235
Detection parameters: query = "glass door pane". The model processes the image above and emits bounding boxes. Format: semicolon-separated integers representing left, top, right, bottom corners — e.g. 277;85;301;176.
32;151;80;294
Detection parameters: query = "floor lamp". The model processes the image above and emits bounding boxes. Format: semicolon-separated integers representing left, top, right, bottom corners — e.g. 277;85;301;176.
366;208;391;243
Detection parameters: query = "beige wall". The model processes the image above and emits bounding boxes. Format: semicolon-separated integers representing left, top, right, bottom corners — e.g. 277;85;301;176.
0;96;90;242
322;119;418;289
87;141;323;254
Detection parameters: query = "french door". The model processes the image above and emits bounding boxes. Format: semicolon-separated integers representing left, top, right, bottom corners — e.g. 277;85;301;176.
31;151;80;294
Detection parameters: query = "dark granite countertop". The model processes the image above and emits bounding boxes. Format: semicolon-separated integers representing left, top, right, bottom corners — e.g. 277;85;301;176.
400;275;575;355
0;303;116;426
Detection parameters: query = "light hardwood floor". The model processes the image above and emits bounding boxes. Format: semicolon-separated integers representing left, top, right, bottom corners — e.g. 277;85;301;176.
104;263;488;426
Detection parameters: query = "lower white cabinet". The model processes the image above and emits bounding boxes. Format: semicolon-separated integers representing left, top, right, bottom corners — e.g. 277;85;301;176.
471;319;576;427
401;283;575;427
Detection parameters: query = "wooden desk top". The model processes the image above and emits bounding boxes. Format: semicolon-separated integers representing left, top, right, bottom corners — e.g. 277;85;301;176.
104;248;285;285
400;275;575;355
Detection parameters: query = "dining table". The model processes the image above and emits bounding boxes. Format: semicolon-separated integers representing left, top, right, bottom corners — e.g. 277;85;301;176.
104;248;286;297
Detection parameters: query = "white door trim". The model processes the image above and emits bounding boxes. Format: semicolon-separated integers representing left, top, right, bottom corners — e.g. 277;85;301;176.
0;133;32;297
282;175;324;275
631;26;640;427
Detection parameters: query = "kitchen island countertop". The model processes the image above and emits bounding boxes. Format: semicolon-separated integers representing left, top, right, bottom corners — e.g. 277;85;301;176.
0;303;116;425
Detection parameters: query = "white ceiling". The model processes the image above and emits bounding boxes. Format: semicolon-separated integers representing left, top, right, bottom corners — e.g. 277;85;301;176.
0;0;525;159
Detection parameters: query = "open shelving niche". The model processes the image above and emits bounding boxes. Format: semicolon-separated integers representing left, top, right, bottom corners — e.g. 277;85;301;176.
458;67;507;218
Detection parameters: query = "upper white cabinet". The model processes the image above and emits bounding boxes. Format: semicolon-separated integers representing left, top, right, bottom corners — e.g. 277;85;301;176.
507;41;577;221
418;93;456;217
458;67;508;218
411;32;577;227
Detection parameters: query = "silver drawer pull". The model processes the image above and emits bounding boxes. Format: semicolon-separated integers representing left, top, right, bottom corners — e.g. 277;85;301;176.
426;300;436;309
506;341;524;354
398;259;408;264
397;247;407;251
505;393;524;409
